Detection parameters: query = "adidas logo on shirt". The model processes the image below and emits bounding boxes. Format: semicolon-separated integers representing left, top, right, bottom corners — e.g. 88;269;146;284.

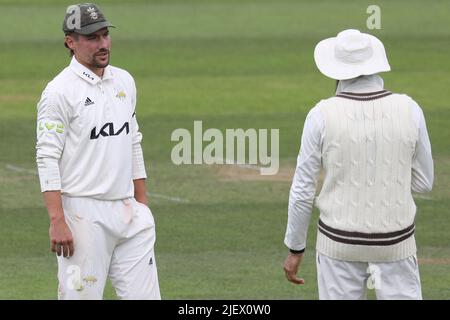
84;97;94;106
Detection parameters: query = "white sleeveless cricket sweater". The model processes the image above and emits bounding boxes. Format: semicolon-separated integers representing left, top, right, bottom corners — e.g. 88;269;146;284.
315;90;419;262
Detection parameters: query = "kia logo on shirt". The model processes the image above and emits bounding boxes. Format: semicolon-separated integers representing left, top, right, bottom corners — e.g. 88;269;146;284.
83;71;95;81
90;122;129;139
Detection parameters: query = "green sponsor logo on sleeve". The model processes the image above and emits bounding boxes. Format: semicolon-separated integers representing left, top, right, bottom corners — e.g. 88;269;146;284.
45;122;56;130
56;124;64;134
40;121;64;134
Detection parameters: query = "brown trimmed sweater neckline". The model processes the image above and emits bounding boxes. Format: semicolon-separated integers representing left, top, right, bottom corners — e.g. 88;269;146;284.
336;90;392;101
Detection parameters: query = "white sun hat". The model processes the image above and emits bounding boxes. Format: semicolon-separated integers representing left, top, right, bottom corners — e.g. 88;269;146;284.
314;29;391;80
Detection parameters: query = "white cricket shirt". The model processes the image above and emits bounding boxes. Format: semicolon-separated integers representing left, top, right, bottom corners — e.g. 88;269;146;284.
36;57;147;200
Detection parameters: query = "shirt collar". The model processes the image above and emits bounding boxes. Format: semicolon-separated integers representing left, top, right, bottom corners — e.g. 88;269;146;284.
69;56;113;85
336;74;384;94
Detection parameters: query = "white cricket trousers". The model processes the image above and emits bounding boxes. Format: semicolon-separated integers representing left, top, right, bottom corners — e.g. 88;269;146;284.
57;196;161;300
316;252;422;300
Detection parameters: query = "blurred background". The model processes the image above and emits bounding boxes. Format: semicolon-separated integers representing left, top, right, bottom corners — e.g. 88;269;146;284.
0;0;449;299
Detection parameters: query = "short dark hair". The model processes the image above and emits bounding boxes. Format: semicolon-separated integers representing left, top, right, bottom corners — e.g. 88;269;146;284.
64;32;79;57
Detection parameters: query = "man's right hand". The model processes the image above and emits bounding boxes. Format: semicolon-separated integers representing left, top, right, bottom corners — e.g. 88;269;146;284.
43;191;74;258
283;252;305;285
49;216;74;258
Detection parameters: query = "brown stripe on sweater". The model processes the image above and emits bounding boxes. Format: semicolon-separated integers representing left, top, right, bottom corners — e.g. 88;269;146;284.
318;226;415;246
318;219;415;239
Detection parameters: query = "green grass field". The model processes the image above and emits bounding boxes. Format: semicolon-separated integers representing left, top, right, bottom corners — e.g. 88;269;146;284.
0;0;449;299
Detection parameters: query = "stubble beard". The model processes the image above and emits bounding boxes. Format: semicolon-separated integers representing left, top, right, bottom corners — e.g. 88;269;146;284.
92;51;110;69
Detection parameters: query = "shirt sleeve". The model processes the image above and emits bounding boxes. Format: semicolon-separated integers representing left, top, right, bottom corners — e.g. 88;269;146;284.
284;106;324;251
410;100;434;193
35;87;69;192
129;77;147;180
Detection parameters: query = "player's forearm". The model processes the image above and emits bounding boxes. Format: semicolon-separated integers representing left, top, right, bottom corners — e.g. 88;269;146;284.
133;178;148;206
285;193;314;251
411;120;434;193
132;142;147;179
284;153;320;251
43;190;65;222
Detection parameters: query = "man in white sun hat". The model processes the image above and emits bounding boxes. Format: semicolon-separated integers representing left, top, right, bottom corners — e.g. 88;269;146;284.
283;29;434;299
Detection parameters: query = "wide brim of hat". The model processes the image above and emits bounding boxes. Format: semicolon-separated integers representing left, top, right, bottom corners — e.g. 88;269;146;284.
75;21;115;35
314;34;391;80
